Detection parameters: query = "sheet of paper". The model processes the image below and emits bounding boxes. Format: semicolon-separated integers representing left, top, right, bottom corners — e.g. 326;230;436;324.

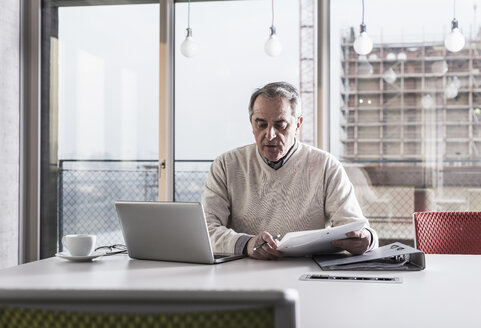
277;221;367;257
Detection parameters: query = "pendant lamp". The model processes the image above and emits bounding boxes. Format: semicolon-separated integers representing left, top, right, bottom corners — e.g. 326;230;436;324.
180;0;199;58
353;0;373;55
445;0;465;52
265;0;282;57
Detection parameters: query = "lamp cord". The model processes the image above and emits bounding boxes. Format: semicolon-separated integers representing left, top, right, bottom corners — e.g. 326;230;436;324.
361;0;365;24
188;0;191;29
271;0;275;27
453;0;456;19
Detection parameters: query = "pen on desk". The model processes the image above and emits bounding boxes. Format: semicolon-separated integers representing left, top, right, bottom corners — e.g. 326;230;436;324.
253;234;281;251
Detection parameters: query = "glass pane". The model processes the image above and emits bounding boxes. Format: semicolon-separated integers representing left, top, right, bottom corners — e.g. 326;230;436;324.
42;3;159;252
174;0;317;201
331;0;481;245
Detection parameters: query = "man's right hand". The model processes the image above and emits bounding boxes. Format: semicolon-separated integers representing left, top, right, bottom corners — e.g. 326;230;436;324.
246;231;283;260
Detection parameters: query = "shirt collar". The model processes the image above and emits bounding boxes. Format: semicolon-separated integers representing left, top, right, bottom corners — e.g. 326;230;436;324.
259;139;299;170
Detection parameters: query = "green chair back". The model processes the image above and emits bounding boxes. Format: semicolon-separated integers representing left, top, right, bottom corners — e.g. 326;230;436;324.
0;306;275;328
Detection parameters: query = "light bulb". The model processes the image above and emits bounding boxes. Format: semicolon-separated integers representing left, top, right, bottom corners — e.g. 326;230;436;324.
353;24;373;55
445;28;465;52
445;19;465;52
383;67;397;84
265;26;282;57
431;60;448;76
397;52;407;61
445;81;459;99
386;52;396;61
452;76;461;88
357;56;373;75
180;28;199;58
421;94;435;109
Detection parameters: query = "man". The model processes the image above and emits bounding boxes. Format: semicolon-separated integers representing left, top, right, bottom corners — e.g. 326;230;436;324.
201;81;378;260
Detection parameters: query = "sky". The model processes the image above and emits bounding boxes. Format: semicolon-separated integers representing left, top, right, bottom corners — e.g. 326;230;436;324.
56;0;481;161
58;0;300;161
58;4;159;160
329;0;481;157
174;0;300;160
332;0;481;43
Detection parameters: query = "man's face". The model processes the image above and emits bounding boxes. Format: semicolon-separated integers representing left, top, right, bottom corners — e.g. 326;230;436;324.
250;95;303;162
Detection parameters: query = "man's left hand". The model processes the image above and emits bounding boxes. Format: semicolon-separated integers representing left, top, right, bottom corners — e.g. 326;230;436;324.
331;228;371;255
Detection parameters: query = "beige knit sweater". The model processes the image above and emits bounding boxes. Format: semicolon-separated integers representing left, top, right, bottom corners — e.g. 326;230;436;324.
201;143;378;254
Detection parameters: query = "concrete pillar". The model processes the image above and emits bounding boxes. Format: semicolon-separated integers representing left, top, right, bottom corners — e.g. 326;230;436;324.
0;0;20;269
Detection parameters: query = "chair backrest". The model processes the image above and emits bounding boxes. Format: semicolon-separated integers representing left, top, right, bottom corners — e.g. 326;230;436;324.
413;211;481;254
0;289;298;328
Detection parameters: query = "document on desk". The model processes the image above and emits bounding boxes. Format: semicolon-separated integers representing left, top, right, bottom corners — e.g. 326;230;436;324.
313;242;426;271
277;221;366;257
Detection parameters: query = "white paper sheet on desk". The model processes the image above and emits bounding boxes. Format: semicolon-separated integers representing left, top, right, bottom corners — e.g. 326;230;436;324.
277;221;367;257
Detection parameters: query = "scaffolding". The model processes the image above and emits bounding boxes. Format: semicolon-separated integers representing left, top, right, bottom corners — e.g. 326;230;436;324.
340;35;481;165
298;0;316;146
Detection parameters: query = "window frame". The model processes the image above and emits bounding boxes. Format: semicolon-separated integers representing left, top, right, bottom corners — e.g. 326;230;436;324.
23;0;325;262
22;0;173;262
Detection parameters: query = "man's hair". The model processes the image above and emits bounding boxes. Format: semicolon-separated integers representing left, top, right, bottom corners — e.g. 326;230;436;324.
248;81;302;119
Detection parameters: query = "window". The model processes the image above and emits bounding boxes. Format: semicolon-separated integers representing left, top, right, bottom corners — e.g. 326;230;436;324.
39;0;317;258
174;0;317;201
40;1;159;255
330;0;481;245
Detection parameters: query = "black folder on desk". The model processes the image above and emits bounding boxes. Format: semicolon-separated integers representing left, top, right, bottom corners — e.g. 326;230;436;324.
313;242;425;271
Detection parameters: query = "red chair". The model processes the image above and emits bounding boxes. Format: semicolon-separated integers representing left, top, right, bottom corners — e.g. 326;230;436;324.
413;211;481;254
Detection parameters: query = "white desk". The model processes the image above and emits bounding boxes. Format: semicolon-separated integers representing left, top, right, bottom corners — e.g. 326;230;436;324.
0;254;479;328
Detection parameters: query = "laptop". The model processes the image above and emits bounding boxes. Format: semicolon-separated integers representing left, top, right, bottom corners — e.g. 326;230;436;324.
115;201;245;264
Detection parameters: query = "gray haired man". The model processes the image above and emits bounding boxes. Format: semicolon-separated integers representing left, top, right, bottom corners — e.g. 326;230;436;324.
202;81;378;260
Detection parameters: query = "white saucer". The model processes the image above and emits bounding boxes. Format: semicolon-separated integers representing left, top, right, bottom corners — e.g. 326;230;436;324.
55;251;103;262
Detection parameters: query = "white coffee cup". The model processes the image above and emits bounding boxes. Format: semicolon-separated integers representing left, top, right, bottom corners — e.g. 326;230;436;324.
62;234;96;256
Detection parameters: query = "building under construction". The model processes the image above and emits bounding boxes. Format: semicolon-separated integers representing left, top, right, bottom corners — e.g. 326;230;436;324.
340;33;481;165
338;32;481;242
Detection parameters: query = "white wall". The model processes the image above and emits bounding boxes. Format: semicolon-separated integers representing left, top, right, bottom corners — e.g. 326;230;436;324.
0;0;20;269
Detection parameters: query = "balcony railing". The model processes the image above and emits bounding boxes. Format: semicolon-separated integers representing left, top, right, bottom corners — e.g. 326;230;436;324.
58;160;159;248
58;159;213;248
58;159;481;249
